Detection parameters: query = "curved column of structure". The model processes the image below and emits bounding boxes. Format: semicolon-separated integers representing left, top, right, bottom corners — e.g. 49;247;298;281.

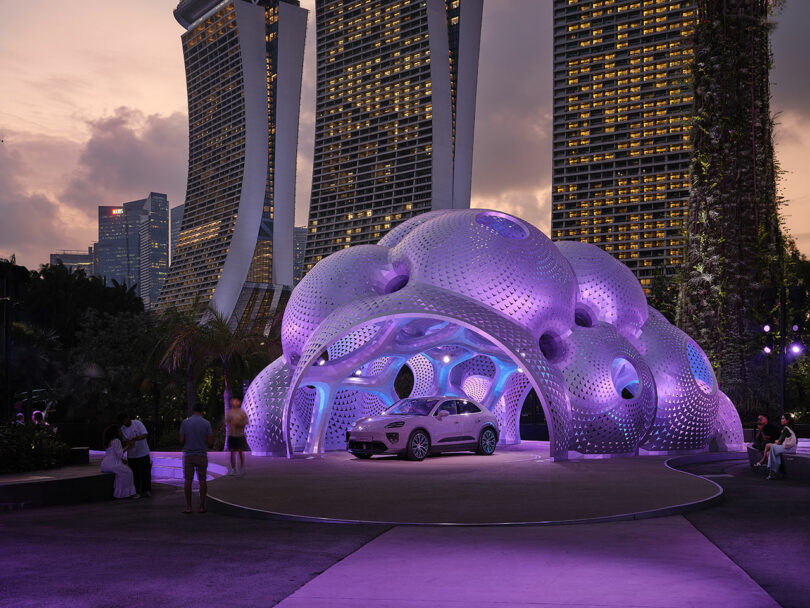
712;391;745;451
559;323;656;455
638;307;720;452
242;357;292;456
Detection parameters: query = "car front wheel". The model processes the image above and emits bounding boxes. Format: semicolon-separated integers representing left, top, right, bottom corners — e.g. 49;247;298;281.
406;430;430;461
476;427;497;455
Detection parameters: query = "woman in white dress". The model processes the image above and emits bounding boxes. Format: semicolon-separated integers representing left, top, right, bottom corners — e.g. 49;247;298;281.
101;425;138;499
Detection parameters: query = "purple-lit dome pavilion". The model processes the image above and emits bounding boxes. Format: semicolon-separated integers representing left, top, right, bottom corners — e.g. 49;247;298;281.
244;209;743;460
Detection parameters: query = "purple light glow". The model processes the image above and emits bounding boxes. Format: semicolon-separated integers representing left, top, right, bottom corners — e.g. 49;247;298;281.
763;324;771;332
764;346;772;354
243;209;735;459
791;343;802;354
793;324;799;332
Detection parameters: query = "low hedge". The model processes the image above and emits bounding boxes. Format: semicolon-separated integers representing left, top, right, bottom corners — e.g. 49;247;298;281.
0;424;72;474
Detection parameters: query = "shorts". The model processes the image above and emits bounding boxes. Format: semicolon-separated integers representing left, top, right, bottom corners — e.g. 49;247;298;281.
227;435;249;451
183;454;208;481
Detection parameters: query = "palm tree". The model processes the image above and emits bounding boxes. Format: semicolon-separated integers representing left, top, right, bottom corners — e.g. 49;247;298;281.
200;309;262;424
159;305;209;417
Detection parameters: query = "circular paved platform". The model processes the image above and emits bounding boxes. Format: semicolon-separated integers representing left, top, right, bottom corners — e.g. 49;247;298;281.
206;443;723;525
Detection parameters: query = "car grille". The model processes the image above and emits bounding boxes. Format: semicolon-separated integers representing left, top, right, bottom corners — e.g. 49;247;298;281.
348;440;388;454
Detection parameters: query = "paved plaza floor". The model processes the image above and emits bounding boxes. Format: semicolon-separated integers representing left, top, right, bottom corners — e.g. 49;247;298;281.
1;451;808;607
205;444;720;524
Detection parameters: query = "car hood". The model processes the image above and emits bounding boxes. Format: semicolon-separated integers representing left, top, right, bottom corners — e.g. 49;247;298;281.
352;416;410;429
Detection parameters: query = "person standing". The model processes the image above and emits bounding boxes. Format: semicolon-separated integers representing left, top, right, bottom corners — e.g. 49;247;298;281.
179;403;213;514
225;397;250;476
120;414;152;497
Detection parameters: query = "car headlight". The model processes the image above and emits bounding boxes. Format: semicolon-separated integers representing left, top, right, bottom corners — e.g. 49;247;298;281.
385;420;405;429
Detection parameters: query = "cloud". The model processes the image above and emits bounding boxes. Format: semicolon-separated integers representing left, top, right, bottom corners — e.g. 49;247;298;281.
0;136;71;268
774;110;810;255
471;2;552;210
59;107;188;215
771;1;810;117
473;187;552;235
0;108;188;268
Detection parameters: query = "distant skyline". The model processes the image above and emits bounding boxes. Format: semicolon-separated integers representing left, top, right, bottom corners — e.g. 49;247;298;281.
1;0;809;269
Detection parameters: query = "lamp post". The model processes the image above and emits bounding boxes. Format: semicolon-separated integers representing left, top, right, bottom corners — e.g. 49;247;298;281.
780;285;786;416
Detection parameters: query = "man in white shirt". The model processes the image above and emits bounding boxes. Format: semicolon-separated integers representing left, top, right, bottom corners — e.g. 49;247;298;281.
120;414;151;497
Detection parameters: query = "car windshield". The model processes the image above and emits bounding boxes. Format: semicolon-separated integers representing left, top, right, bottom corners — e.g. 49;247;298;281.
385;398;440;416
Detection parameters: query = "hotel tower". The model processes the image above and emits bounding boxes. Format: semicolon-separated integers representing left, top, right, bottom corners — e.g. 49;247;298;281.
303;0;484;272
551;0;696;289
159;0;307;333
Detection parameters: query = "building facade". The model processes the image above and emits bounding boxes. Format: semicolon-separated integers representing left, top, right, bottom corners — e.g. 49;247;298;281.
96;199;149;290
139;193;170;310
551;0;696;289
158;0;307;330
293;226;307;285
303;0;483;273
96;193;169;300
170;203;184;267
50;247;96;275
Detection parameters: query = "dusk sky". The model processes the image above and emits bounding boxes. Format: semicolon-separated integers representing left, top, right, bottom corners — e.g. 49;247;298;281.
1;0;809;269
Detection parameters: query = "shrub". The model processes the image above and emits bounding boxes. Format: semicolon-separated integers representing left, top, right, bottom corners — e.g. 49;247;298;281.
0;424;72;474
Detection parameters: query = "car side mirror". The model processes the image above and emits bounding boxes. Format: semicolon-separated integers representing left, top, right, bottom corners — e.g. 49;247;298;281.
437;410;449;420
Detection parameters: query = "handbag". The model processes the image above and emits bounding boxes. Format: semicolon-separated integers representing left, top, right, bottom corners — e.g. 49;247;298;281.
783;428;797;449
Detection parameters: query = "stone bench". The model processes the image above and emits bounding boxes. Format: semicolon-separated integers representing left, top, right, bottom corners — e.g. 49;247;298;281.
746;445;810;481
0;471;114;510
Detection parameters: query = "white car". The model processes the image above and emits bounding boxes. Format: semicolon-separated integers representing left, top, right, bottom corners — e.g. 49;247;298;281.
346;396;499;461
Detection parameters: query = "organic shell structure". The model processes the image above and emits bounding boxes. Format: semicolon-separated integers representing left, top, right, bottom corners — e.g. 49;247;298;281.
243;209;741;460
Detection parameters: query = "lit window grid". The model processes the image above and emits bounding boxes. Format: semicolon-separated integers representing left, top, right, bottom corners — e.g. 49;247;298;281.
161;1;282;312
305;0;461;272
551;0;696;286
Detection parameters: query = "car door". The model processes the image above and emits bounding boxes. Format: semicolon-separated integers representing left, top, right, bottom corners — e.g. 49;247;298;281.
431;399;464;445
457;400;483;441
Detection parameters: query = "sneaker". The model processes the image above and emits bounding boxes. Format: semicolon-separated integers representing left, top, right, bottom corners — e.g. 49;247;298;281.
227;468;236;476
766;473;777;480
131;493;141;499
144;491;152;497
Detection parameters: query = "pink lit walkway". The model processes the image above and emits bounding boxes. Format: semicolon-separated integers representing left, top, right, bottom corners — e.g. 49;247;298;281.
276;518;777;608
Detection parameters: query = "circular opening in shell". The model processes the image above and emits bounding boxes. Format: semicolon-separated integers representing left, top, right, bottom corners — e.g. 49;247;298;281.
574;305;594;327
538;333;563;362
611;357;640;400
475;211;529;239
383;274;409;294
686;341;715;394
394;364;414;399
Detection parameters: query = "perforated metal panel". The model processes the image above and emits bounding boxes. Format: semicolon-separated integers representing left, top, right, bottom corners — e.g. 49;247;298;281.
242;357;292;455
281;245;407;365
560;323;656;454
493;372;532;445
461;375;492;402
713;390;744;451
245;209;736;461
286;281;572;458
390;209;577;337
638;307;720;451
557;240;648;341
406;353;436;397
